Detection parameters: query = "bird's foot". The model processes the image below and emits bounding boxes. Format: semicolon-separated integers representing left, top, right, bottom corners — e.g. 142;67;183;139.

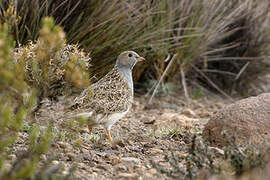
106;129;113;143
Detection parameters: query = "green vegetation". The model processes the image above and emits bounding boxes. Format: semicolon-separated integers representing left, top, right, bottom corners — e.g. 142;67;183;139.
13;17;90;101
0;21;26;173
152;133;270;179
0;8;77;179
0;0;270;179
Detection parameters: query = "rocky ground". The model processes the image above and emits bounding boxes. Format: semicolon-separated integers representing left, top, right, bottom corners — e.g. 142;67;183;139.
7;95;237;179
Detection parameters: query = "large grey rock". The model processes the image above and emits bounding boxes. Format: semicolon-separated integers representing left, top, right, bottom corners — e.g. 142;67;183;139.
203;93;270;147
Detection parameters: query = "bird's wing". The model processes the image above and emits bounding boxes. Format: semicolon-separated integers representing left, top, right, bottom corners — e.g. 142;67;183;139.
71;69;133;114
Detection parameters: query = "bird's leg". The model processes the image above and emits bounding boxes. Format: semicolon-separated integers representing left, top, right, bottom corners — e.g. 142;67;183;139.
106;128;113;143
88;125;92;135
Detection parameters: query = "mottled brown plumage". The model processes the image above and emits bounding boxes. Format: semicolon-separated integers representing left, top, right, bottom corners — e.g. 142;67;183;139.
68;51;145;142
73;68;133;114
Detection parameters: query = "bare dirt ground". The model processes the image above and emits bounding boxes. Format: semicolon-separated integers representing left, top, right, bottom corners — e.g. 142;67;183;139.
12;94;231;179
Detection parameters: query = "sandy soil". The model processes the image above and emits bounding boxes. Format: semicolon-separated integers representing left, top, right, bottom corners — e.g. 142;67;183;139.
11;95;230;179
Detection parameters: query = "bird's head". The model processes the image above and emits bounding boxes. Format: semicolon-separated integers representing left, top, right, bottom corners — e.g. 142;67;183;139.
115;51;145;70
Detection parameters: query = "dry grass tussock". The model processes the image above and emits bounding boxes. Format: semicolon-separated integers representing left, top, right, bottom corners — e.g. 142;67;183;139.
0;1;270;179
0;0;270;96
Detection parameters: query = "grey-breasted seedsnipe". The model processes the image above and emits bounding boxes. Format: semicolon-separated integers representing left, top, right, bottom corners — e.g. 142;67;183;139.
69;51;144;143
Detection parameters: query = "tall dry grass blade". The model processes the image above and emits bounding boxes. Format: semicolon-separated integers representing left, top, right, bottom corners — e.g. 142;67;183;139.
181;65;190;102
148;54;178;104
192;65;233;100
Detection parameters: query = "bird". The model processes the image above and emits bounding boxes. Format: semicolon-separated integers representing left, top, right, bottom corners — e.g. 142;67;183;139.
68;51;145;143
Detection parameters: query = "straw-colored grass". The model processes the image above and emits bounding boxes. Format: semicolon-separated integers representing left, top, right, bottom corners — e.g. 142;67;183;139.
1;0;270;96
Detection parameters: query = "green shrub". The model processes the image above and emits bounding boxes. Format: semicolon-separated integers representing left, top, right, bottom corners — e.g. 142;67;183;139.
0;16;75;180
0;21;28;172
13;17;91;101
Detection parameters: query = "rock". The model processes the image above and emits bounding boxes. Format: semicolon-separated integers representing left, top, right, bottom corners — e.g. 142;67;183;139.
115;165;128;171
77;162;87;169
121;157;140;164
128;146;141;152
52;160;59;165
113;139;125;147
147;148;163;155
198;111;212;118
58;141;72;150
92;167;102;172
181;108;196;117
80;148;89;154
144;173;155;179
76;153;92;162
118;173;138;179
96;164;112;170
40;154;47;161
79;128;89;134
106;155;121;166
148;168;157;174
160;102;178;110
66;152;76;161
203;93;270;147
51;143;60;149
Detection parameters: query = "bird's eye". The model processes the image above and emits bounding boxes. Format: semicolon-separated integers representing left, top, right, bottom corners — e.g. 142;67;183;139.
128;53;133;57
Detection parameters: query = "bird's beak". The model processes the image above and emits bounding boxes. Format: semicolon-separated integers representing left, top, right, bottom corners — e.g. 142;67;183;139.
136;57;145;62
